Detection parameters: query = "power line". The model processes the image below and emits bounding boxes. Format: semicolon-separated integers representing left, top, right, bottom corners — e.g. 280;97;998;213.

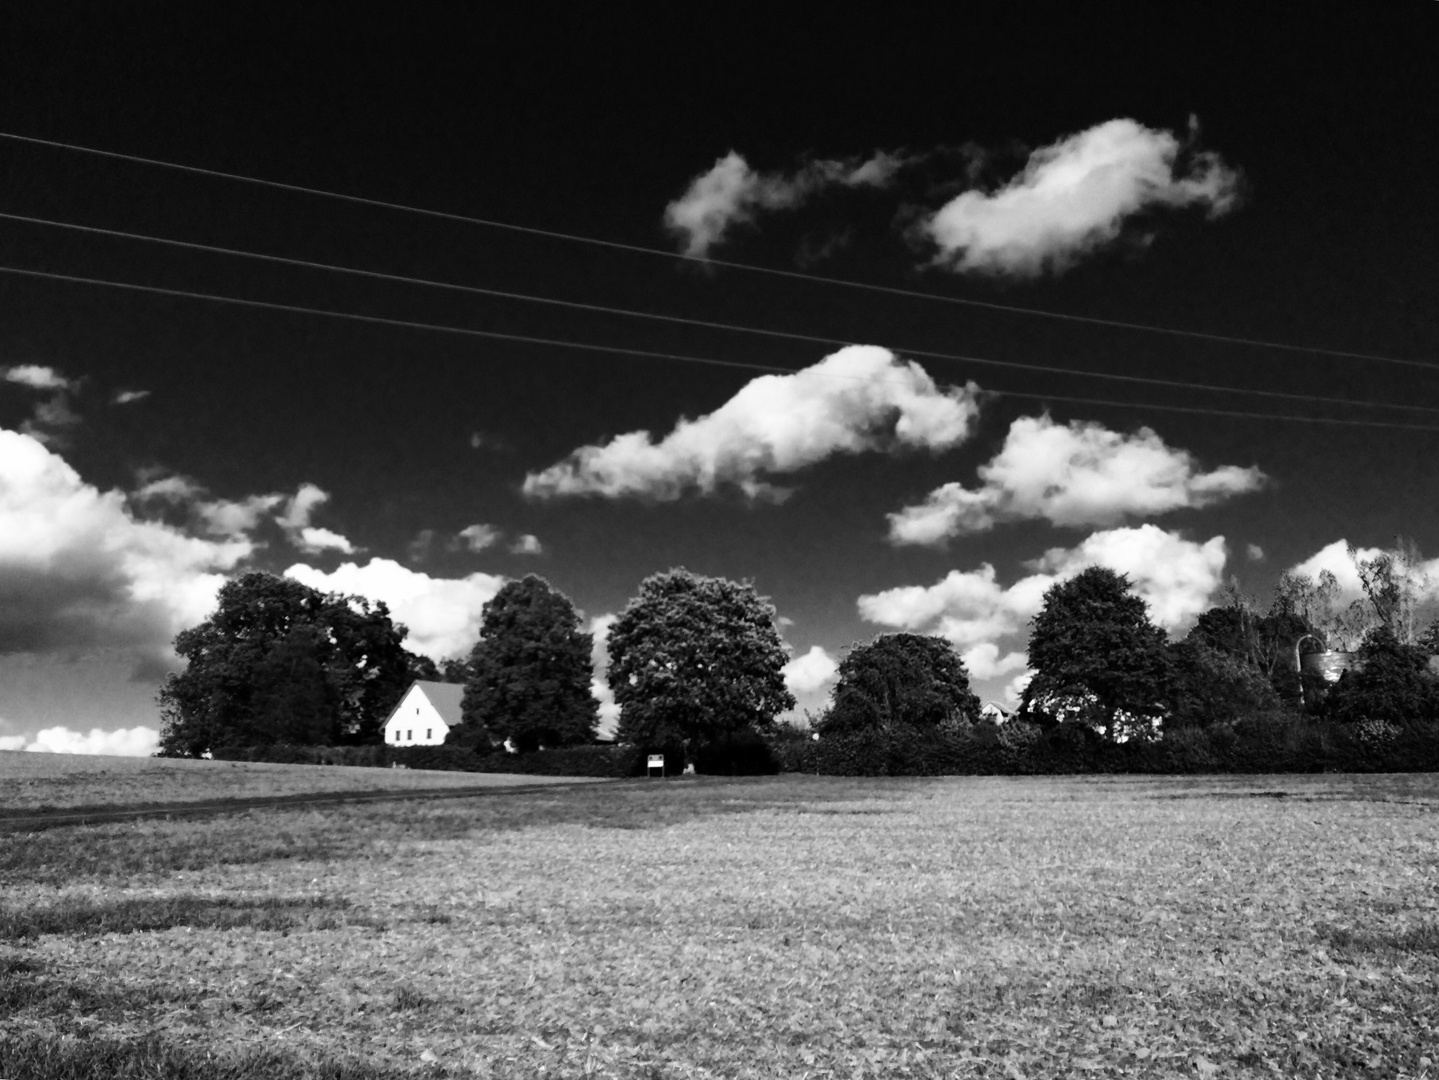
4;209;1437;418
2;263;1437;432
0;129;1428;371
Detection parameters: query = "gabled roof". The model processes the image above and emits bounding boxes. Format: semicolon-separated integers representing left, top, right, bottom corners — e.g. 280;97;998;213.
384;679;466;728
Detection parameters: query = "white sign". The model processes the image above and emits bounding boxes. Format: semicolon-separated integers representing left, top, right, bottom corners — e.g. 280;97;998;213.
647;754;665;776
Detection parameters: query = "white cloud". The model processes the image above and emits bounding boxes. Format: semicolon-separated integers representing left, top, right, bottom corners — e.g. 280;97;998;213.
509;534;544;556
524;346;981;502
20;725;159;756
132;475;287;539
113;389;151;405
199;494;287;537
1246;543;1266;562
960;643;1029;681
859;525;1228;674
889;415;1264;545
284;558;506;661
457;524;502;552
587;614;620;737
922;118;1241;277
0;734;27;751
783;645;840;695
276;484;356;554
4;364;72;391
1029;526;1228;631
0;427;251;663
1002;670;1035;706
664;150;910;258
1289;539;1439;607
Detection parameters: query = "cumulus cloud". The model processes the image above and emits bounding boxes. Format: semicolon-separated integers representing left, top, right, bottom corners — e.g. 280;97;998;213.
665;150;910;258
1289;539;1439;606
509;534;544;556
457;523;502;552
960;643;1030;681
859;525;1228;661
524;346;981;502
134;475;289;539
1247;543;1266;562
275;484;356;554
15;725;160;756
0;427;251;664
783;645;840;695
587;614;621;737
4;364;72;391
889;415;1264;545
1029;526;1229;630
113;389;151;405
285;558;506;661
1003;670;1035;705
921;118;1241;277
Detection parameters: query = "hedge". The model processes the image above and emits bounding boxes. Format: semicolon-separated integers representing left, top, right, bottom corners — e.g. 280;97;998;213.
209;742;642;777
209;713;1439;778
779;715;1439;776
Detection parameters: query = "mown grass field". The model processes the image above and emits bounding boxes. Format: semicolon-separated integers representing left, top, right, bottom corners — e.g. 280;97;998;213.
0;750;594;814
3;772;1438;1078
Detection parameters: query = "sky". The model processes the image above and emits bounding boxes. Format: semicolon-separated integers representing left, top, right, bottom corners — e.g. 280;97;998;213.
1;4;1437;753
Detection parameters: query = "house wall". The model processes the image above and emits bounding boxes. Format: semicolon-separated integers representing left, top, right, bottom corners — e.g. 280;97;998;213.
383;685;451;746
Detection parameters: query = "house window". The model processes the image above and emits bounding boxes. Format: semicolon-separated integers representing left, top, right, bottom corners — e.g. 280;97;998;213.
407;730;412;741
426;729;432;739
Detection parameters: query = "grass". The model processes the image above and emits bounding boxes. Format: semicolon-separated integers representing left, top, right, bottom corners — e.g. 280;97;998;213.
0;749;598;814
2;772;1437;1077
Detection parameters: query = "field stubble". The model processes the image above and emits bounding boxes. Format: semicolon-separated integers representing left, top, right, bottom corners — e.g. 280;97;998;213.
2;772;1438;1078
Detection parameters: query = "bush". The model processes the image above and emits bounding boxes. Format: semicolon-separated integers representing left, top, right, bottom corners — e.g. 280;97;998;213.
778;710;1439;777
693;730;780;775
1324;627;1439;726
479;744;645;778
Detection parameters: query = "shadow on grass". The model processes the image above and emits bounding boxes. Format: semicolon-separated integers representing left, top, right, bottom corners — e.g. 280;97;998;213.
0;894;363;940
4;776;912;889
0;1032;450;1079
0;818;344;887
1320;922;1439;960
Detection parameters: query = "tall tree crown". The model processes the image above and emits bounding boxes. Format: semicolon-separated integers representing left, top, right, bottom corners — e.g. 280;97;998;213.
460;574;597;753
608;568;794;746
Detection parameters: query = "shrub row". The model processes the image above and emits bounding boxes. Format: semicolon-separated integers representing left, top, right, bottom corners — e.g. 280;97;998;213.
212;713;1439;779
209;742;644;777
775;715;1439;776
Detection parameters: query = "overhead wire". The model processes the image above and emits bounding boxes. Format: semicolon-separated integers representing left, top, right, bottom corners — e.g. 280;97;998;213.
1;209;1436;418
0;129;1429;371
2;263;1438;432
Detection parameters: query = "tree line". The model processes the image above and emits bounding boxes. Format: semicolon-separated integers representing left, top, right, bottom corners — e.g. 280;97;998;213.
158;539;1439;760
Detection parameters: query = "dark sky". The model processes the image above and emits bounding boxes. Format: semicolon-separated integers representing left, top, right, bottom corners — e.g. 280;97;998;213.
1;3;1436;749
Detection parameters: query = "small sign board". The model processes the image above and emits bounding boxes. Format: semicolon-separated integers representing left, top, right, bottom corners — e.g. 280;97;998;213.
647;754;665;777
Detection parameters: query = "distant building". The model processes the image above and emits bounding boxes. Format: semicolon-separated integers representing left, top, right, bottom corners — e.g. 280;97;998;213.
382;680;465;747
979;700;1014;723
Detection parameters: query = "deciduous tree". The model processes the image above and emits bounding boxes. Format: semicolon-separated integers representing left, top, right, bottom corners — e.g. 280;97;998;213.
608;569;794;747
459;575;597;753
820;633;980;735
1021;566;1170;737
157;572;414;756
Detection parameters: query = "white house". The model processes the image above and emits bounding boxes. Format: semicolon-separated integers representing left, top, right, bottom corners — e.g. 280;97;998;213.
383;680;465;747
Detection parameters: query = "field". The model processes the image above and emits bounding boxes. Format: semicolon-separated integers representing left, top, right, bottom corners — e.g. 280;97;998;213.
3;771;1438;1078
0;750;595;815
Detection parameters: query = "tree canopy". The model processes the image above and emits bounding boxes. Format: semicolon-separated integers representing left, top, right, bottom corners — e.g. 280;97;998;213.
1021;566;1170;737
608;569;794;746
458;574;597;753
820;633;981;735
157;572;414;757
1324;626;1439;726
